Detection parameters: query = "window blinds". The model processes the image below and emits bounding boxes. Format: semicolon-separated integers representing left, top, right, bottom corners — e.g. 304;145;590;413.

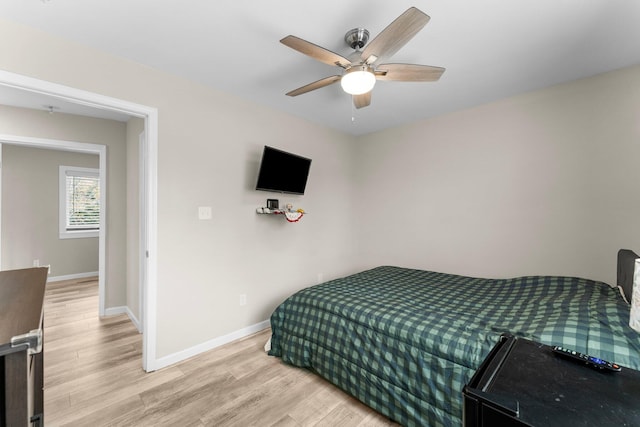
65;171;100;230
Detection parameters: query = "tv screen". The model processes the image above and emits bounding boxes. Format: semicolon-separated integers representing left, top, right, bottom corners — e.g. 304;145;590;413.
255;146;312;195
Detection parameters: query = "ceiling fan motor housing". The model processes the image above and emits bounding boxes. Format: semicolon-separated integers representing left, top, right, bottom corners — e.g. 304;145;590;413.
345;28;369;49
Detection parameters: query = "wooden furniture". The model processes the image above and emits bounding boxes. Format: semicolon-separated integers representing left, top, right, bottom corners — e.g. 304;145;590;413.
0;267;48;427
463;335;640;426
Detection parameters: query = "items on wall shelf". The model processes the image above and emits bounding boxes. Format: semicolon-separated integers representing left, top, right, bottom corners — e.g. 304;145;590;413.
256;207;306;222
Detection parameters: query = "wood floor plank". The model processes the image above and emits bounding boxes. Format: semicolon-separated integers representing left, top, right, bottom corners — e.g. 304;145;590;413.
286;379;344;425
47;368;185;425
317;404;360;427
43;277;398;426
270;415;301;427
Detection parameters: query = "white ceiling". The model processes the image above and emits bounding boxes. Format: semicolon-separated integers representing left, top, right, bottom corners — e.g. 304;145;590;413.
1;0;640;135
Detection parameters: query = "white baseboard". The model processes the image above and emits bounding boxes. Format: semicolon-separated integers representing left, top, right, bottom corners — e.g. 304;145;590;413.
104;305;143;333
48;271;99;283
153;320;271;371
47;272;142;333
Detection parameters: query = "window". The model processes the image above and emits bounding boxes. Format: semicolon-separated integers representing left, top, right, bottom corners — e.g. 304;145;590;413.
59;166;100;239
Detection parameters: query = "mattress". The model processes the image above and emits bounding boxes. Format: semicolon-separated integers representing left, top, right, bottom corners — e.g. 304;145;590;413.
268;266;640;426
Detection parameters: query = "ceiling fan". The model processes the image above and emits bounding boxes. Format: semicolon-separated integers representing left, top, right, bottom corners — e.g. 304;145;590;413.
280;6;445;109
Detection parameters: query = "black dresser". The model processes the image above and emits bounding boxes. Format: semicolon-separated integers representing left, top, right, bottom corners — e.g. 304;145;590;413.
0;267;48;427
463;334;640;426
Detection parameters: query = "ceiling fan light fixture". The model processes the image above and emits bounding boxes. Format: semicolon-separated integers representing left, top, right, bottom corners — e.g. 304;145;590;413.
281;7;442;108
341;66;376;95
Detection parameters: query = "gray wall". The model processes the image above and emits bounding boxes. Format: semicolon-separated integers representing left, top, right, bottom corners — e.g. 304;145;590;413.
353;65;640;286
126;117;144;321
1;144;99;276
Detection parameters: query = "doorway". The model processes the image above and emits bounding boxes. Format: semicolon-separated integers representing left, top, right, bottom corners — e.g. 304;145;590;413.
0;69;159;372
0;136;106;308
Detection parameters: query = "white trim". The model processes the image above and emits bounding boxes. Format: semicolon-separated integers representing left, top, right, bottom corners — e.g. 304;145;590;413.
138;131;147;334
48;271;99;283
143;107;159;372
127;306;142;333
104;306;127;316
98;144;108;316
105;305;143;333
0;134;105;154
0;69;158;372
0;71;148;120
59;230;99;239
154;320;271;371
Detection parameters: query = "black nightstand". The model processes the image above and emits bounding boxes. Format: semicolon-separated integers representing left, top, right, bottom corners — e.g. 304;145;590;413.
463;335;640;427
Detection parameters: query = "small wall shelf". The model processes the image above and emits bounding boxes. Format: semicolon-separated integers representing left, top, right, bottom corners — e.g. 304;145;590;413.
256;208;306;223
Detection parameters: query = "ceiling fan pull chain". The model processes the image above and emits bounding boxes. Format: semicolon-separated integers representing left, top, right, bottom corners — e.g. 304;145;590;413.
351;97;356;123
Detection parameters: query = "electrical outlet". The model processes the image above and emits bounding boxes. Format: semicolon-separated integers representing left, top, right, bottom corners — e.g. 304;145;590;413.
198;206;212;220
46;265;51;274
239;294;247;306
33;259;39;267
317;273;324;284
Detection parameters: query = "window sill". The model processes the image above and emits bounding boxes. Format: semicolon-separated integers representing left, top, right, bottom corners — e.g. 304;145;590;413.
59;230;99;239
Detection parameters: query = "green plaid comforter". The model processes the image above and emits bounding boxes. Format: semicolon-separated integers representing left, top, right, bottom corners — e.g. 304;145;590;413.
268;266;640;427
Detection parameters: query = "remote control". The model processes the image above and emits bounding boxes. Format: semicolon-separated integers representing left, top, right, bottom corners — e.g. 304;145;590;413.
552;346;621;372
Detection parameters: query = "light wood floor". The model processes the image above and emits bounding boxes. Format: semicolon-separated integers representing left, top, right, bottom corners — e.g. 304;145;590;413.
43;278;398;426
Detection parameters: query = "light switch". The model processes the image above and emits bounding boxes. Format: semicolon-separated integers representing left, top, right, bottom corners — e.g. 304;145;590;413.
198;206;212;220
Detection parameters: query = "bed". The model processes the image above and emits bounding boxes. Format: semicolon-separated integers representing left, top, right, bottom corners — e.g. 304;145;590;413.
268;251;640;427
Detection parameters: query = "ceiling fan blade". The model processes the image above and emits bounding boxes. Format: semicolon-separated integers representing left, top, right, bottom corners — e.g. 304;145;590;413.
375;64;445;81
286;75;342;97
361;7;430;65
353;91;371;109
281;35;351;68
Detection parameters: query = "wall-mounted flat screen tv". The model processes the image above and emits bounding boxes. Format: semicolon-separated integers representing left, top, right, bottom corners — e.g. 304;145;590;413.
255;146;312;195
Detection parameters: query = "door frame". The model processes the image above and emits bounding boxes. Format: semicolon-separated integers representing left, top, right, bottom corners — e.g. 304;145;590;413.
0;69;159;372
0;137;107;309
138;131;147;334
